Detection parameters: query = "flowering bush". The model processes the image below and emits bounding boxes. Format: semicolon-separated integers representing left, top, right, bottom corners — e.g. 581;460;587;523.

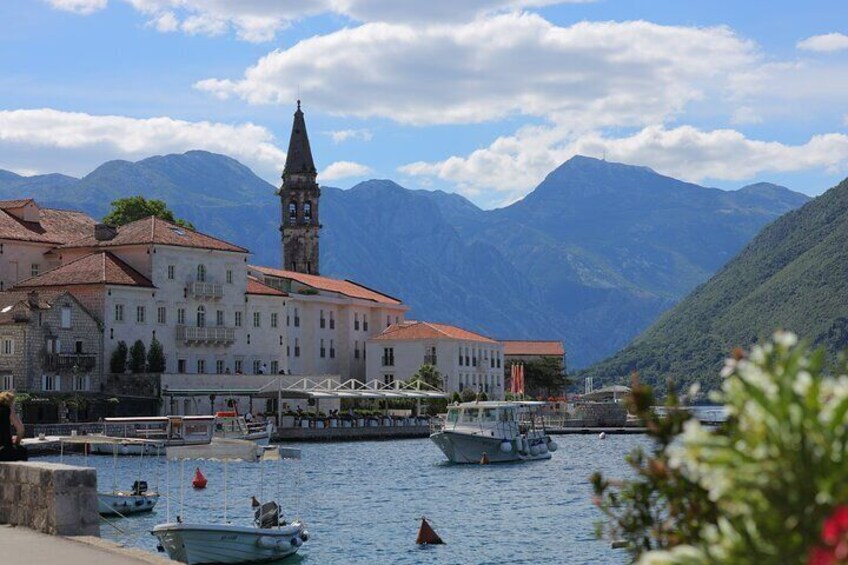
594;332;848;564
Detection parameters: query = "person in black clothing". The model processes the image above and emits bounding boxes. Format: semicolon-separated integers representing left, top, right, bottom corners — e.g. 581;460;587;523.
0;391;27;462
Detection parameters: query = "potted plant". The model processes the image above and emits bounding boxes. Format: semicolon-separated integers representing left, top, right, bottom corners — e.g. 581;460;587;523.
281;410;296;428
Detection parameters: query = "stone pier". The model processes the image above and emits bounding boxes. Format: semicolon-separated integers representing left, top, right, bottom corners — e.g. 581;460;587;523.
0;461;99;536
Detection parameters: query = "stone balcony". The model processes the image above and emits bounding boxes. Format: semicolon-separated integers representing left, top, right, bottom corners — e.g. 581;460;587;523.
43;353;97;372
188;281;223;299
176;325;235;345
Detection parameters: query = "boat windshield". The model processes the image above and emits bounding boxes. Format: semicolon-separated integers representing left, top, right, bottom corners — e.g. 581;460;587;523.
446;408;459;424
481;408;497;423
499;408;515;422
460;408;479;423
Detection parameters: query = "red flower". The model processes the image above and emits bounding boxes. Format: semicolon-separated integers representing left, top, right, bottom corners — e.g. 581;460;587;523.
823;507;848;546
809;546;837;565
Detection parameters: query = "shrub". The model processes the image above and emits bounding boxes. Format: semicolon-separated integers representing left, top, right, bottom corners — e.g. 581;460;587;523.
128;339;147;373
460;388;477;402
110;341;128;373
146;337;166;373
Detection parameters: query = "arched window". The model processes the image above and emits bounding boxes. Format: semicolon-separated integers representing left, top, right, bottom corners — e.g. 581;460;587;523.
197;305;206;327
304;201;312;221
197;264;206;282
288;201;297;225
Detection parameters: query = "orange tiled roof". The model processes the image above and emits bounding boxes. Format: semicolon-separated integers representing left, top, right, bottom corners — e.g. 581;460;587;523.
246;276;287;297
502;340;565;357
62;216;248;254
372;321;497;343
14;251;154;289
250;265;402;305
0;206;96;245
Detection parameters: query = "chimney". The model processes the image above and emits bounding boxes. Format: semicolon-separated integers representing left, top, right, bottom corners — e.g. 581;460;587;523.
94;223;118;241
27;290;39;308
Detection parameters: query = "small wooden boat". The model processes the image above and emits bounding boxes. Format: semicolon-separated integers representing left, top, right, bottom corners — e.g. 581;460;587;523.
92;416;216;456
213;411;274;446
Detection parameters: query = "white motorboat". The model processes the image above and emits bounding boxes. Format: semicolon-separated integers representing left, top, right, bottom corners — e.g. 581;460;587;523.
152;439;308;565
59;435;163;516
430;401;558;464
213;411;274;446
92;416;215;456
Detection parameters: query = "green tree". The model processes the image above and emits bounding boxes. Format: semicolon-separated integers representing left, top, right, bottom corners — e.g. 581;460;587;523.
103;196;195;229
407;364;445;416
146;337;166;373
128;339;147;373
512;357;569;398
460;388;477;402
109;341;128;373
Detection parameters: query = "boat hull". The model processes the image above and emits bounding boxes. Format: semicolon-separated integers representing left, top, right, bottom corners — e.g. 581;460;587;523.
98;492;159;515
430;431;552;464
151;522;307;565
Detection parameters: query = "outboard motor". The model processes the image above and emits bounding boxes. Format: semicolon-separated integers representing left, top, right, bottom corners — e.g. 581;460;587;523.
132;480;148;496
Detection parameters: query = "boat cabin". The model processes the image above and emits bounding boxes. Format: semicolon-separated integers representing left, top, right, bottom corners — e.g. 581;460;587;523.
442;402;545;439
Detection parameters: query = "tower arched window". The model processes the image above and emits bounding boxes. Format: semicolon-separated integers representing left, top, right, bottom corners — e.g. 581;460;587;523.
196;305;206;327
304;201;312;222
197;264;206;282
288;202;297;225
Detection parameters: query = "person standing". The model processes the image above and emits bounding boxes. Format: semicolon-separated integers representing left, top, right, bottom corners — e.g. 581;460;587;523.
0;391;27;461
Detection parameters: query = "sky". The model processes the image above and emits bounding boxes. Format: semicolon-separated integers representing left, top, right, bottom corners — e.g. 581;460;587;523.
2;1;848;208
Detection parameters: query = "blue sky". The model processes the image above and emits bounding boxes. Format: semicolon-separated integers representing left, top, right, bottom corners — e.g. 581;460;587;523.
2;0;848;208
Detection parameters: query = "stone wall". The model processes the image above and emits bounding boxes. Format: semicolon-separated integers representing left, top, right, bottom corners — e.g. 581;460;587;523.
0;461;99;536
574;402;628;426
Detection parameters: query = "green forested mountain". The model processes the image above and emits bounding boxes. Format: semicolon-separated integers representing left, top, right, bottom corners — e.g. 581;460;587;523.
580;177;848;392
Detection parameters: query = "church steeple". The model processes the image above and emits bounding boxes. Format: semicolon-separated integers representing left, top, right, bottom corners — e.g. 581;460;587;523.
280;101;321;275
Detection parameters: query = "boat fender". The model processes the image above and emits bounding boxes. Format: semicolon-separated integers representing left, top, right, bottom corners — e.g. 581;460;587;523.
290;536;302;547
538;442;548;453
300;531;309;542
548;441;558;452
499;441;512;454
599;432;607;440
530;444;541;456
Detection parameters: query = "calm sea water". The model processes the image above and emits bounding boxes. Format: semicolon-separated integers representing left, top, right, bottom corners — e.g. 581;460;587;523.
46;435;650;564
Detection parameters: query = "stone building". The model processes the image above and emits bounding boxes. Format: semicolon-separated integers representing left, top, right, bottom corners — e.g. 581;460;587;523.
0;290;103;422
365;321;505;399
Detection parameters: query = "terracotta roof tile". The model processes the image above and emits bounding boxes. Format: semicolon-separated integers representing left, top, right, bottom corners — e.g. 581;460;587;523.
246;276;287;297
0;290;64;324
62;216;248;253
372;321;497;344
502;340;565;357
14;251;154;289
250;265;401;305
0;206;96;245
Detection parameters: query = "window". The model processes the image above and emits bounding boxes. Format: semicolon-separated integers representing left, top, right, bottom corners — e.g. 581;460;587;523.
234;359;243;373
31;264;39;277
42;374;60;392
75;340;83;354
294;308;300;327
197;359;206;374
216;360;224;374
354;313;359;331
253;360;261;374
196;264;206;282
136;305;145;324
73;374;89;392
382;347;394;367
320;310;325;328
196;306;206;327
459;351;463;366
60;307;71;329
288;201;297;224
329;311;335;329
115;304;124;322
177;359;186;373
286;312;290;326
168;265;175;280
497;353;501;369
304;201;312;221
1;374;12;391
270;361;278;374
226;270;233;284
157;306;167;325
386;315;391;327
253;312;261;328
294;338;300;357
363;315;369;331
286;343;290;357
271;313;278;328
1;338;13;356
330;339;335;359
354;341;360;359
234;311;242;327
320;339;326;358
383;374;394;386
177;308;186;325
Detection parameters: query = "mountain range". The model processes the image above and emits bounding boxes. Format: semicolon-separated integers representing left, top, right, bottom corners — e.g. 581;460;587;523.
579;176;848;392
0;151;809;369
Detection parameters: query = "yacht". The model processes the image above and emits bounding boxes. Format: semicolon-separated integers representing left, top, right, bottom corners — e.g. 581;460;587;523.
430;401;558;463
213;411;274;445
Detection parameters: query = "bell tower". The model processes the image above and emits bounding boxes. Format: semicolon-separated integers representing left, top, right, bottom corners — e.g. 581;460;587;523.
279;100;321;275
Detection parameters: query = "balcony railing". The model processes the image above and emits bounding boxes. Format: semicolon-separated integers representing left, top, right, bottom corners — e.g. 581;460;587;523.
176;325;235;345
189;281;223;299
44;353;97;372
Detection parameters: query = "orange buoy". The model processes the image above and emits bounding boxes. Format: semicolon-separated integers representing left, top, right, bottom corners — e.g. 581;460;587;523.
416;517;445;545
192;467;207;489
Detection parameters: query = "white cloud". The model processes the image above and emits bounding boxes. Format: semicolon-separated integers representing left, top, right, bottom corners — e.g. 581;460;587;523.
151;10;178;32
400;123;848;206
326;129;373;143
197;15;757;126
46;0;593;42
0;108;286;180
319;161;372;180
797;32;848;53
